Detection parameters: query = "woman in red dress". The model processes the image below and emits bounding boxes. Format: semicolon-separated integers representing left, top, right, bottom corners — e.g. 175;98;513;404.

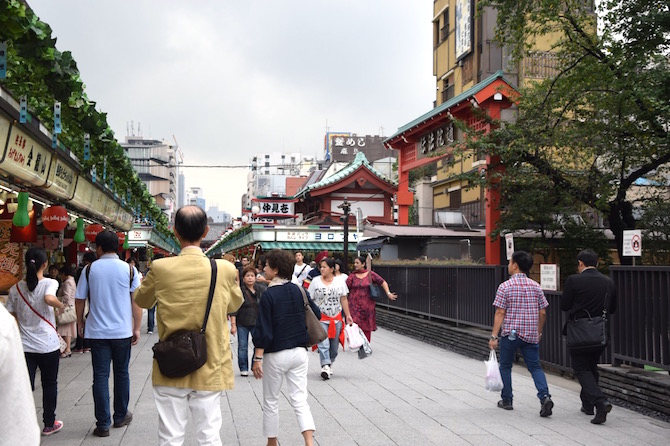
345;256;397;342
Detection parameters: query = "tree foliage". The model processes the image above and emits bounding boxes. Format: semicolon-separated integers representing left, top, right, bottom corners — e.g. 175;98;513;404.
460;0;670;263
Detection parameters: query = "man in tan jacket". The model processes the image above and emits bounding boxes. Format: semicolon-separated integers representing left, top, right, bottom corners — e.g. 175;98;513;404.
134;205;243;445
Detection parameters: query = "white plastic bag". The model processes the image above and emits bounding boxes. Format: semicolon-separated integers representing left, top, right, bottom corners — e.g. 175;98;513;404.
484;349;503;392
358;328;373;359
344;323;364;350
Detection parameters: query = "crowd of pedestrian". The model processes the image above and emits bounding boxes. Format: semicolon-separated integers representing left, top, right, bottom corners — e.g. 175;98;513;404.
1;203;619;445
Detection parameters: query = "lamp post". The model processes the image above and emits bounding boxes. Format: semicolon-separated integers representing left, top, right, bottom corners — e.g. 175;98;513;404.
338;198;351;273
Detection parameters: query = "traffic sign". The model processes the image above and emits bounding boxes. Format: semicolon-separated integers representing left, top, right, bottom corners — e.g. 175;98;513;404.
622;230;642;257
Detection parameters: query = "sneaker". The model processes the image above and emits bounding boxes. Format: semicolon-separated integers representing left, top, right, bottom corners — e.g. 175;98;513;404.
591;402;612;425
240;371;249;376
93;427;110;437
147;330;153;334
321;365;332;380
42;421;63;436
540;396;554;417
113;411;133;428
580;405;594;416
497;399;513;410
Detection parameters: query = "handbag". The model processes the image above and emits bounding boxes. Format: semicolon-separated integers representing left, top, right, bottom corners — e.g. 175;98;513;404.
298;285;327;346
566;293;609;352
152;259;217;378
16;283;67;353
369;283;384;301
57;305;77;325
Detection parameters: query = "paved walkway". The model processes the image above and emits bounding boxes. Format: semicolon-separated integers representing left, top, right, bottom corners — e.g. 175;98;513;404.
37;316;669;445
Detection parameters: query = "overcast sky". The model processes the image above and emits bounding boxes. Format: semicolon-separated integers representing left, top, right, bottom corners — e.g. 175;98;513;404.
29;1;435;215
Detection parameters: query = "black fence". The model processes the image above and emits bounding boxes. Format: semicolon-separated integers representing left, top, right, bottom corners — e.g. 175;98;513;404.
373;264;669;372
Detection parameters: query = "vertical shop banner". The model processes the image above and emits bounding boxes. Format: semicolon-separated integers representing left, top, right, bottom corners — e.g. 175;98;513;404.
0;42;7;79
0;221;21;292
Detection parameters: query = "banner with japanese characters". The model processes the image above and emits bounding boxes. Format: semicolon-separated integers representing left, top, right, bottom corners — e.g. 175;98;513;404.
254;200;296;218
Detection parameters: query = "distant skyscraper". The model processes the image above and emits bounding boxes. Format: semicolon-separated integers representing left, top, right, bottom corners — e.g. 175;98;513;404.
121;136;177;222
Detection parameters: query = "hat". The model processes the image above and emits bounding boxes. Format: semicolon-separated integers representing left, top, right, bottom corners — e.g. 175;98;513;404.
315;250;329;263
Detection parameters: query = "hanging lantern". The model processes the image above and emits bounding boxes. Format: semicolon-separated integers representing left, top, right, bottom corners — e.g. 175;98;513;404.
85;223;104;243
42;205;69;232
12;192;30;227
123;233;129;250
11;210;37;243
116;232;126;245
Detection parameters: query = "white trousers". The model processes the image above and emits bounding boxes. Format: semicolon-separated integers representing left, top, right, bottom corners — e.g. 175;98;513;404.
153;386;223;446
262;347;315;438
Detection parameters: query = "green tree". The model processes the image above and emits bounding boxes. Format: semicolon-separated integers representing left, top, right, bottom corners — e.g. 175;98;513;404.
462;0;670;262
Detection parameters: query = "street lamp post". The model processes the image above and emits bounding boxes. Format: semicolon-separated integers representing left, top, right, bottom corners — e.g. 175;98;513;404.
338;198;351;273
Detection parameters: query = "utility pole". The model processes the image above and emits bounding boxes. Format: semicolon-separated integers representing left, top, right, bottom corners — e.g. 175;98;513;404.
338;198;351;273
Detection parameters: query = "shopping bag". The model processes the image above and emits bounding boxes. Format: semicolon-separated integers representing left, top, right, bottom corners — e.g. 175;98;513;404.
344;323;364;350
484;349;503;392
358;328;373;359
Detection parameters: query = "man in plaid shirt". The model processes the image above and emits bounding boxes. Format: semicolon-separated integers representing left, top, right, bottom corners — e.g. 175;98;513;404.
488;251;554;417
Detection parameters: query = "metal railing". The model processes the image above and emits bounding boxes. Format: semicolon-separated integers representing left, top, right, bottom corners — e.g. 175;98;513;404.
610;266;670;369
373;264;668;372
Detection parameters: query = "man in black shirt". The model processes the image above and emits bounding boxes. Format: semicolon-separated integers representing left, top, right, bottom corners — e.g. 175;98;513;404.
561;249;617;425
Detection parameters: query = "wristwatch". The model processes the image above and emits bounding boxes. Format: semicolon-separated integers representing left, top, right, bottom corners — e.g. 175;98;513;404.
489;335;498;340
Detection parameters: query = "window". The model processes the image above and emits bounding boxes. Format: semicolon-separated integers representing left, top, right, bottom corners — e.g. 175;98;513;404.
440;11;449;43
265;161;270;167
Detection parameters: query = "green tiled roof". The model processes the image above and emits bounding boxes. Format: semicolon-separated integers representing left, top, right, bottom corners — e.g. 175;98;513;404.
297;152;396;197
385;70;516;142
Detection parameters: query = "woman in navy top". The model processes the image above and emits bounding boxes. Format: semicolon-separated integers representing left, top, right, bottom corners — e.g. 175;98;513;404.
252;250;320;446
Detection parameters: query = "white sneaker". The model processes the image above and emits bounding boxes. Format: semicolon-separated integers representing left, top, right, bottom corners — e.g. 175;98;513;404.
320;365;332;380
240;371;249;377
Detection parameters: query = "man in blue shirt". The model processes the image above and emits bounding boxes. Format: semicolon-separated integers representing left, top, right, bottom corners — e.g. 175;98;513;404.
75;231;142;438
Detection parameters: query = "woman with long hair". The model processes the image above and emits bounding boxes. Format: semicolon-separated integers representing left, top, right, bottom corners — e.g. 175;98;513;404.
231;265;265;376
307;257;352;380
252;250;320;446
56;264;77;357
345;255;397;342
5;247;65;436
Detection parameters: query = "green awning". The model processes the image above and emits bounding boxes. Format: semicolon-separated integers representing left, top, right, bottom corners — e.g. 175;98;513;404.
258;241;357;251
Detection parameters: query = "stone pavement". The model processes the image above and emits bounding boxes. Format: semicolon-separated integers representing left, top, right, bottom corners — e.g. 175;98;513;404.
37;317;669;445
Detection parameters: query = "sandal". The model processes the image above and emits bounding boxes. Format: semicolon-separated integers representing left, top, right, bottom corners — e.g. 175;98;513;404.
60;351;72;358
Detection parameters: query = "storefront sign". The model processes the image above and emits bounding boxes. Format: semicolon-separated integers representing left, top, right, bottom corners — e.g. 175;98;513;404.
114;209;134;231
0;126;52;187
70;176;95;210
276;231;359;242
418;122;455;157
0;220;21;292
43;155;77;200
255;201;295;218
0;114;10;152
128;227;152;242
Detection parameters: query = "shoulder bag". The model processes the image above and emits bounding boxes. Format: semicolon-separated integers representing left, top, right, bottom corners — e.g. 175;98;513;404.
566;293;610;352
297;285;327;346
368;272;384;301
16;283;67;353
152;259;217;378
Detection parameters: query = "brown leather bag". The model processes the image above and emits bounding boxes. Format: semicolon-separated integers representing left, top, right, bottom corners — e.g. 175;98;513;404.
152;259;217;378
298;285;327;346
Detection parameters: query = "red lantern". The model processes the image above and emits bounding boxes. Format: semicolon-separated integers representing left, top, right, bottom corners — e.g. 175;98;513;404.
116;232;126;245
85;224;104;243
42;206;69;232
